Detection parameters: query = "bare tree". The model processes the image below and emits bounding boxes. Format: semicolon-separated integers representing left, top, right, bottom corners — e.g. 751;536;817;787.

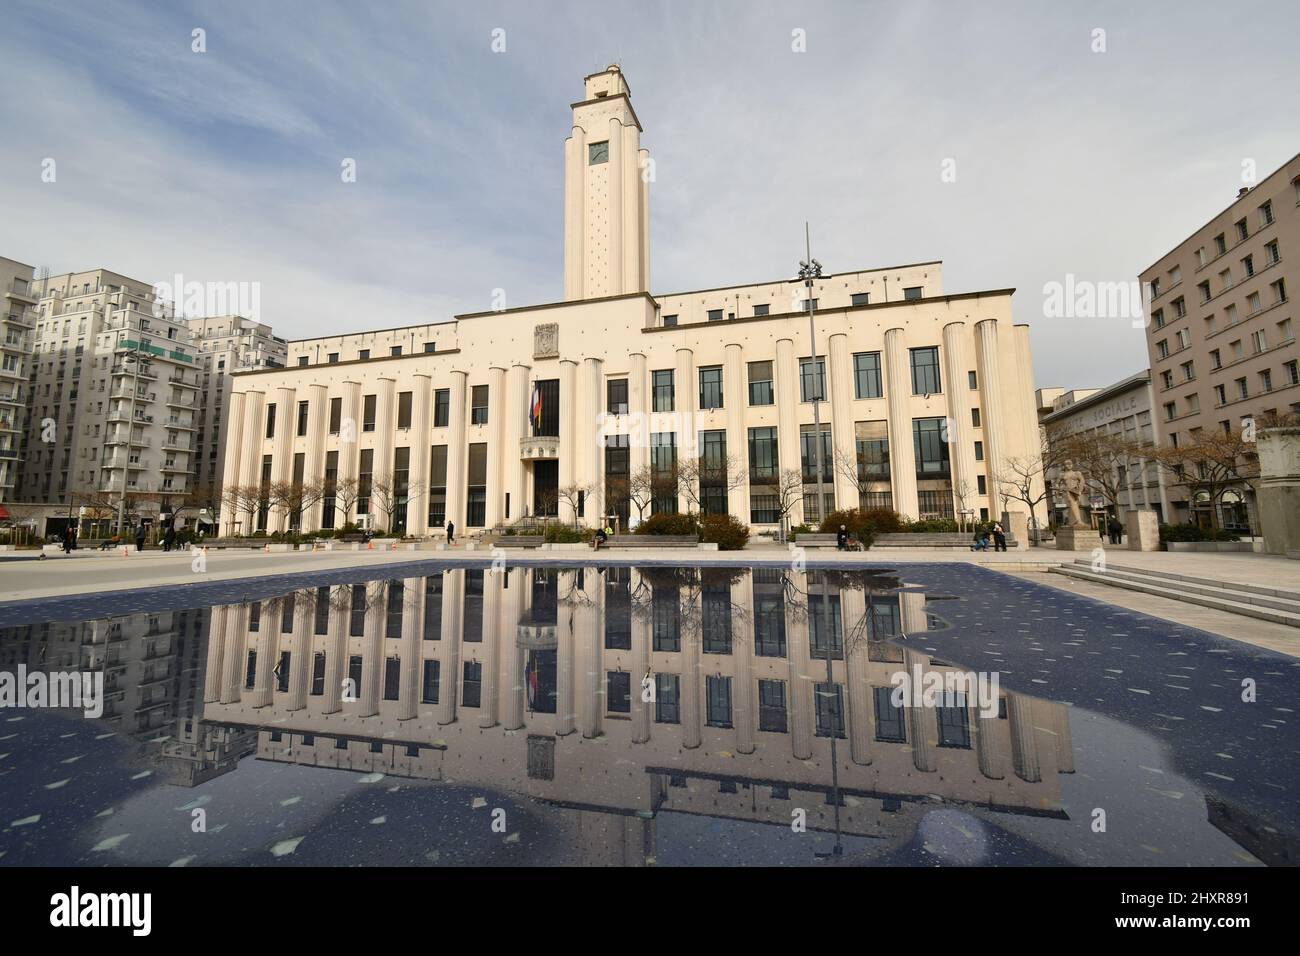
677;453;746;514
269;479;327;532
554;481;591;528
1152;428;1260;531
329;476;360;528
772;467;807;536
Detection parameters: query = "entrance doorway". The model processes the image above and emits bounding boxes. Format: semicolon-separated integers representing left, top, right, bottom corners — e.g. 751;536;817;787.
533;460;558;517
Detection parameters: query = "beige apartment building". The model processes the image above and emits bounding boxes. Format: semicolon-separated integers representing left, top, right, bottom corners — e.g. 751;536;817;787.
197;567;1072;858
1037;371;1170;528
0;257;38;510
1142;152;1300;528
220;67;1044;538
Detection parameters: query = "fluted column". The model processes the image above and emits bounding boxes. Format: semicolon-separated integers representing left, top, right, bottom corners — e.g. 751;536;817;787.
556;570;577;735
579;358;603;526
220;603;248;704
941;322;978;521
1013;323;1042;527
235;391;265;532
1007;691;1042;782
323;590;347;714
270;385;296;530
680;584;702;749
628;352;649;477
503;567;526;730
483;366;507;528
1049;701;1074;773
301;384;328;530
732;573;756;754
774;338;802;525
505;364;530;521
203;605;227;703
251;600;277;708
631;571;652;744
336;381;362;525
827;333;856;510
785;571;813;760
723;343;750;522
219;393;245;536
607;116;624;295
975;320;1007;509
443;372;468;530
357;581;385;717
398;575;423;720
841;588;873;765
579;570;603;738
883;328;918;519
408;374;432;536
975;709;1006;780
903;648;936;772
286;595;312;711
558;360;579;525
479;568;503;728
437;569;465;724
622;121;642;290
638;147;651;291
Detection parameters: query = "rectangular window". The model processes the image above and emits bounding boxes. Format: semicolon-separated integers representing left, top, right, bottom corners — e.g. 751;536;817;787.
662;314;677;327
913;417;951;477
910;346;941;395
851;292;870;306
328;397;342;434
698;366;723;410
396;391;412;429
427;445;447;528
607;378;628;416
747;360;774;405
462;661;482;708
800;423;833;484
752;303;769;317
265;403;276;439
466;443;487;526
707;309;723;322
853;351;882;399
815;682;846;738
652;369;674;412
799;356;826;402
873;686;906;741
296;400;309;437
974;440;984;461
362;394;376;431
470;385;488;425
654;674;680;724
357;448;373;515
607;672;632;713
937;693;971;748
434;389;450;427
421;660;440;704
758;679;788;732
748;426;778;483
706;675;733;728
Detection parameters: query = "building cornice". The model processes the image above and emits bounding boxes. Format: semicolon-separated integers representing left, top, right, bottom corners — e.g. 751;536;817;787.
230;347;462;378
653;260;945;300
569;92;643;133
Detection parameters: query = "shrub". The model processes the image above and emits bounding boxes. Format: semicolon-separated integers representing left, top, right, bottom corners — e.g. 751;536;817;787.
1159;523;1241;543
818;507;906;548
543;524;584;543
635;511;700;537
903;517;961;533
337;522;361;537
789;523;813;541
700;513;749;551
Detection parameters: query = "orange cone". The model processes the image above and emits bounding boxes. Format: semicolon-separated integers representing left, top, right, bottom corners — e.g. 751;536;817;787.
367;540;374;550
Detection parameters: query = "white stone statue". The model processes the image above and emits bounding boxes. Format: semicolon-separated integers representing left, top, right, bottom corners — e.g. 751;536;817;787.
1060;459;1087;528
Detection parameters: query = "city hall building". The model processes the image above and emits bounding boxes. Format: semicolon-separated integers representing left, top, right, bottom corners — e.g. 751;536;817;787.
219;67;1044;538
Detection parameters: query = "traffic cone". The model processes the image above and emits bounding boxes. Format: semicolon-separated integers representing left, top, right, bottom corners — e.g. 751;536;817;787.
367;540;374;550
390;541;397;551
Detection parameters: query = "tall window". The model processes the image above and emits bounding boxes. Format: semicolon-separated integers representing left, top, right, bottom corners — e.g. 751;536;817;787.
758;679;788;732
392;447;410;533
800;423;833;484
396;391;412;429
265;403;276;439
328;397;342;434
706;675;733;728
357;449;374;515
652;370;674;412
362;394;376;431
427;445;447;529
910;347;941;394
434;389;450;427
296;400;309;436
699;430;729;515
607;378;628;416
747;361;774;405
748;426;778;482
853;351;882;399
322;450;338;529
913;417;951;477
470;385;489;425
650;432;677;514
466;443;487;526
699;366;723;410
799;357;826;402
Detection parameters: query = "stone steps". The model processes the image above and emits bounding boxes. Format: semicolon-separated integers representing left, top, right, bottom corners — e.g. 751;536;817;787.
1048;562;1300;628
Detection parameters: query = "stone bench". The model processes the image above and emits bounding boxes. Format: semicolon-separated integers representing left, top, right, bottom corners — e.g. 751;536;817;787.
607;535;699;549
792;533;851;549
493;536;544;548
872;533;1020;550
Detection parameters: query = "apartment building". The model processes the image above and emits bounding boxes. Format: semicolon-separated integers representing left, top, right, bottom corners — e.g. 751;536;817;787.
1142;152;1300;526
14;269;201;533
1037;371;1170;527
0;257;38;510
187;315;287;491
220;67;1044;537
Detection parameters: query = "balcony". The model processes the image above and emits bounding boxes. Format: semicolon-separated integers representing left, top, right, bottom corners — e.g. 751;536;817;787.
519;435;559;461
166;417;197;430
3;310;35;329
111;364;158;380
5;281;37;304
169;375;199;389
165;395;195;408
162;438;191;452
105;435;152;448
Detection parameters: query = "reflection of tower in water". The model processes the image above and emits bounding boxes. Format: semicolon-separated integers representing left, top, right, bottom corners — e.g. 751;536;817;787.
195;566;1074;861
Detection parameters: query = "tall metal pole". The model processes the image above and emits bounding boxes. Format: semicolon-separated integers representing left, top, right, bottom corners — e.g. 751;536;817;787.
799;225;842;855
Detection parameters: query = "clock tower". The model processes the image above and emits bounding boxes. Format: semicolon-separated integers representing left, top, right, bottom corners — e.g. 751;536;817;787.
563;65;650;300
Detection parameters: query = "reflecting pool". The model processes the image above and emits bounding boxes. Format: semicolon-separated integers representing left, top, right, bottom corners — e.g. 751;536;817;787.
1;562;1295;866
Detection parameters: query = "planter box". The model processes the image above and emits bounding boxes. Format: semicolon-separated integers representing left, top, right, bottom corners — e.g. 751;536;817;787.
542;542;589;551
698;542;719;551
1166;541;1255;553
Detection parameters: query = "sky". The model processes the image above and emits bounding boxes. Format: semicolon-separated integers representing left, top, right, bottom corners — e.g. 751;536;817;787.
1;0;1297;389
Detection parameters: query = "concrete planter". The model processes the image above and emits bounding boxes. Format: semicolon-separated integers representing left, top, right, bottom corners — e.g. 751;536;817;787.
697;542;719;551
263;543;294;552
1166;540;1256;553
542;542;588;552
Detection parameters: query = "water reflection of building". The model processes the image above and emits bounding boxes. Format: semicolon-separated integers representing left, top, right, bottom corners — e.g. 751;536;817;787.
198;567;1073;861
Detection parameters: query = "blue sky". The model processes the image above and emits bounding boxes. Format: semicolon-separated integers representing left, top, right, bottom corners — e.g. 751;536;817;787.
1;0;1296;387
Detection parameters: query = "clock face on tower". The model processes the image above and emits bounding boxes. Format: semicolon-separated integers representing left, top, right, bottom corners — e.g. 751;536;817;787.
588;140;609;165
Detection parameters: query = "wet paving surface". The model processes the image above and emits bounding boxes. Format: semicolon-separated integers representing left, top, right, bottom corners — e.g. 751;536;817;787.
1;561;1295;866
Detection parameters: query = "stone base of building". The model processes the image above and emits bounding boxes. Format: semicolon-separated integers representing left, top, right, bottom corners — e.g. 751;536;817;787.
1125;509;1160;552
1055;527;1103;552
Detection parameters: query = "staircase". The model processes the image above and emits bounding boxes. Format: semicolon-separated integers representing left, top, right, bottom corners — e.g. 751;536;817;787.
1049;559;1300;628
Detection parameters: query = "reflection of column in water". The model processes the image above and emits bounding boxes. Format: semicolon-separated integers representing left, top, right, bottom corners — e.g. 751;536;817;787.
578;568;603;739
975;706;1006;780
251;599;276;708
1048;702;1074;773
503;567;525;731
680;583;702;749
479;567;503;729
287;593;312;711
732;572;755;755
555;570;576;735
1007;691;1041;783
323;587;347;714
204;604;227;704
221;603;247;704
631;569;651;744
398;576;423;721
437;569;464;726
359;582;384;717
784;571;813;760
840;587;872;766
902;648;937;772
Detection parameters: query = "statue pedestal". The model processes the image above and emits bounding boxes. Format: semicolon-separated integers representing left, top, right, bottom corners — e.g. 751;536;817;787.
1055;527;1103;552
1258;427;1300;556
1126;510;1160;551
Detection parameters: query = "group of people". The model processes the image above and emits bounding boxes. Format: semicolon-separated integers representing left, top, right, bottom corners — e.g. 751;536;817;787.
971;523;1008;552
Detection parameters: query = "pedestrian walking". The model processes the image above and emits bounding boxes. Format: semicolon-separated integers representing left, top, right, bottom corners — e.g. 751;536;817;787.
62;526;74;554
445;520;455;545
134;524;146;552
1107;516;1123;545
163;524;176;552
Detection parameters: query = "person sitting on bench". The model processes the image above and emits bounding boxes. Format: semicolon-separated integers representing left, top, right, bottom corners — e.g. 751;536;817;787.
971;529;990;551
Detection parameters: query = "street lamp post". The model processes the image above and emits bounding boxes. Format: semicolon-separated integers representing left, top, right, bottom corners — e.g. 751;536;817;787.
798;225;843;856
